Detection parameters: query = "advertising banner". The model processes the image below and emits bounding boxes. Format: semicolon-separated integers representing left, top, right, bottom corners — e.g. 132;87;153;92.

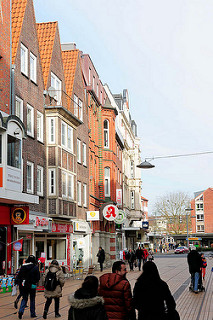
13;238;23;251
116;189;122;206
87;211;99;221
11;207;29;225
114;210;126;224
103;204;118;221
52;223;73;233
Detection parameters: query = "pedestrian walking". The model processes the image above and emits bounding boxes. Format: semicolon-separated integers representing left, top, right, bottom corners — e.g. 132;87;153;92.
16;255;40;319
187;246;202;293
135;245;143;271
43;259;65;319
126;249;136;271
99;260;136;320
97;247;105;272
148;248;154;261
68;275;108;320
142;247;148;265
133;261;180;320
201;253;207;280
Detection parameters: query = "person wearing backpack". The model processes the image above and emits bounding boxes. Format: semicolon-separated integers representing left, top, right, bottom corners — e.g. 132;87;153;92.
43;260;65;319
16;255;40;319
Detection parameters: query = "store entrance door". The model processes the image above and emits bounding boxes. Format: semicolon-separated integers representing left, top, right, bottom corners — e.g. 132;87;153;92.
35;241;44;260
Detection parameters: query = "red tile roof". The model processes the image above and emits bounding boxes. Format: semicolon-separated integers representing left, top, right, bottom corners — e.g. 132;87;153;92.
62;50;79;97
12;0;28;64
36;22;57;88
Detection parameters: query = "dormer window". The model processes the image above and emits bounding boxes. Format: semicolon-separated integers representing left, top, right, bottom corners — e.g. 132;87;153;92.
104;120;109;148
51;72;61;104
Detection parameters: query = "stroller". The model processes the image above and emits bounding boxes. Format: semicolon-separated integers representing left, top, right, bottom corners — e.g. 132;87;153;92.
189;271;205;293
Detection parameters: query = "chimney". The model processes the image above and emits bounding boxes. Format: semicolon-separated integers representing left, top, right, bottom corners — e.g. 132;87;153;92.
61;43;77;51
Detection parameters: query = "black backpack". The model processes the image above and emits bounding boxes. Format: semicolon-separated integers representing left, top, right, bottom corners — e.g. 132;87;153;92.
44;271;58;291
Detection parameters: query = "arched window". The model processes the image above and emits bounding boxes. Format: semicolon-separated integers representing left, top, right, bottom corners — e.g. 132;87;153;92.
104;120;109;148
104;167;110;197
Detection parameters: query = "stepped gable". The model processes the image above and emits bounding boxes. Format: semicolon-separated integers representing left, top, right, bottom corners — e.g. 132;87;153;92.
62;49;79;97
12;0;28;64
36;21;58;88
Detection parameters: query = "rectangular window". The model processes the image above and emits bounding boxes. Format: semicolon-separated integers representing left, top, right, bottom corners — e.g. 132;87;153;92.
79;99;83;121
62;172;67;197
27;162;34;193
88;68;91;84
104;167;110;197
74;94;78;117
93;76;95;90
130;161;134;178
51;72;61;104
37;166;43;196
67;126;73;152
196;203;203;210
7;135;21;169
37;111;43;142
68;174;74;199
27;104;34;137
30;52;37;83
131;191;135;209
15;96;23;121
77;139;81;163
49;169;56;195
83;183;87;207
82;143;87;166
196;214;204;221
61;121;67;147
97;83;99;97
21;43;28;75
197;225;204;232
49;118;55;144
77;181;81;206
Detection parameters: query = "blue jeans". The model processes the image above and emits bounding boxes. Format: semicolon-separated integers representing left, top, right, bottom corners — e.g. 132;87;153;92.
19;289;36;316
191;272;199;291
138;259;142;271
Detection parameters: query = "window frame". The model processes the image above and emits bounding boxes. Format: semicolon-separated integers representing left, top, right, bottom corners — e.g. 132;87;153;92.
49;117;55;144
27;161;34;194
130;161;134;178
51;72;62;104
21;43;28;76
37;111;43;143
62;171;67;197
130;190;135;209
197;225;204;232
27;104;34;137
82;143;87;166
104;167;110;197
61;121;67;148
83;183;87;207
74;94;78;118
37;165;43;196
30;52;37;83
78;99;83;121
77;139;81;163
77;181;82;206
49;168;56;196
68;174;74;200
15;96;23;121
104;119;109;149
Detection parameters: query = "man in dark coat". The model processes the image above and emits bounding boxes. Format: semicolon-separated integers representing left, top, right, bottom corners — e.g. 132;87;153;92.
99;261;136;320
16;255;40;319
187;246;202;293
135;245;143;271
97;247;105;272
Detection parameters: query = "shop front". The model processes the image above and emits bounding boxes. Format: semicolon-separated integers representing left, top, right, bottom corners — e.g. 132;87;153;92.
72;220;91;268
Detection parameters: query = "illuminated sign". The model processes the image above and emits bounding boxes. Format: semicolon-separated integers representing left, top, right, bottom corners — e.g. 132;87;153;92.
11;207;29;225
103;204;118;221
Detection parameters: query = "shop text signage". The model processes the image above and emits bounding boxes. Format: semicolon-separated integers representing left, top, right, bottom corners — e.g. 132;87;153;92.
74;221;87;232
6;167;22;192
35;216;49;227
11;207;29;225
29;215;51;231
116;189;122;206
87;211;99;221
114;210;126;224
52;223;73;234
186;237;202;241
103;204;118;221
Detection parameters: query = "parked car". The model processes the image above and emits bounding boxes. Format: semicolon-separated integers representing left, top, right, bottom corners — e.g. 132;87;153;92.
175;246;189;254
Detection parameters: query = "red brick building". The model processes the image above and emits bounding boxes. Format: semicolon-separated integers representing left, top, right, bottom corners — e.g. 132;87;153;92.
191;188;213;247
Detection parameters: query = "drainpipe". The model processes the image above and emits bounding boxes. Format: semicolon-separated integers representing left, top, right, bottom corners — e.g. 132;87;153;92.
11;65;15;114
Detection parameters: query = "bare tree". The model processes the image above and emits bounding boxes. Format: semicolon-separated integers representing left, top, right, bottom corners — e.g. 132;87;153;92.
153;192;191;234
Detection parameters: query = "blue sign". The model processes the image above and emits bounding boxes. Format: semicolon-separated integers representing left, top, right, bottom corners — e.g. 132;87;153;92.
142;221;149;229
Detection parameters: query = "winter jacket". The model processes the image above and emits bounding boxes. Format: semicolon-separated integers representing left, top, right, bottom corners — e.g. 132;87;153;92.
44;264;65;298
99;273;136;320
142;249;148;259
68;287;108;320
187;250;202;274
133;279;177;320
97;249;105;263
16;262;40;292
135;249;143;260
126;252;135;263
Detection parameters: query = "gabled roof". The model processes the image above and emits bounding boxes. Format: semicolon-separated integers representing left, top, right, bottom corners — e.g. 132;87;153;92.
36;21;58;88
12;0;28;64
62;49;79;97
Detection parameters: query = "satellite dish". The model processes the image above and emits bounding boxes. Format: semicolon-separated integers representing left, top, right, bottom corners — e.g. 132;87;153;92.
48;86;56;99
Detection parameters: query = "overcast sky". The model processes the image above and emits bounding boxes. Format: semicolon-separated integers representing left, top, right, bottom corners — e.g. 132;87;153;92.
34;0;213;213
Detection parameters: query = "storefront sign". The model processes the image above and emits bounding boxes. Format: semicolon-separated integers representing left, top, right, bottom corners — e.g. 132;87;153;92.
52;223;73;233
87;211;99;221
142;221;149;229
77;237;85;248
116;189;122;206
29;214;52;231
13;239;23;251
187;237;202;241
103;204;118;221
6;167;22;192
11;207;29;225
114;210;126;224
74;221;88;232
67;235;71;269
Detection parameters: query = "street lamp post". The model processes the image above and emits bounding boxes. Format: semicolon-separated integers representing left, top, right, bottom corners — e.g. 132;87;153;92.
185;208;193;248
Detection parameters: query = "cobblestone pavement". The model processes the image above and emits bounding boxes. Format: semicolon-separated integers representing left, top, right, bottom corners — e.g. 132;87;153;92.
0;254;212;320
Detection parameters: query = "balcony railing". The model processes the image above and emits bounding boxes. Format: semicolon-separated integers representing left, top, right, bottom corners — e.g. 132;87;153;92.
45;90;82;120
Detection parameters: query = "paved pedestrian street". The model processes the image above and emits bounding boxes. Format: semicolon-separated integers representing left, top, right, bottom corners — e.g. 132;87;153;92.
0;255;212;320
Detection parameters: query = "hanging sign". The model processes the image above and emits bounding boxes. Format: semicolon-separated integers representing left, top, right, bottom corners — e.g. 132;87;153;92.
87;211;99;221
13;239;23;251
11;207;29;225
114;210;126;224
116;189;122;206
103;204;118;221
142;221;149;229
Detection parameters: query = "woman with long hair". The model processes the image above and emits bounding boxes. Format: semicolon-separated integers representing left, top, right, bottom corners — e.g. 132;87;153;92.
68;275;107;320
133;261;179;320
